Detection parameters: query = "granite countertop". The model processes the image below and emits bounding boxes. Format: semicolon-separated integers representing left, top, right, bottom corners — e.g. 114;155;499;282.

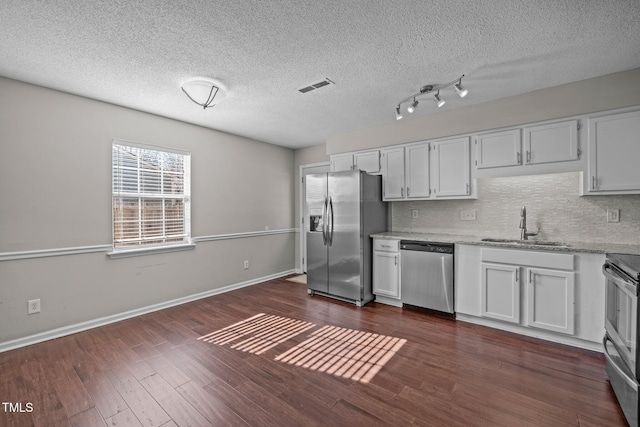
370;231;640;256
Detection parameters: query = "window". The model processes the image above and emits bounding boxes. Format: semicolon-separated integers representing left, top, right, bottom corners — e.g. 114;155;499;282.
111;140;191;253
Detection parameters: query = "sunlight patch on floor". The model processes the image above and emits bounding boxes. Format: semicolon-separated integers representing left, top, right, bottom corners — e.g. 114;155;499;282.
198;313;316;355
274;325;407;384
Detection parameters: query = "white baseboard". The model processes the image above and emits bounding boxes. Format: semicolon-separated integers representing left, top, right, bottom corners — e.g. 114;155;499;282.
0;269;296;353
456;313;603;353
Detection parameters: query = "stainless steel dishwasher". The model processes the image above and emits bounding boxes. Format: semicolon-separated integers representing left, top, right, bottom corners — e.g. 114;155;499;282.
400;241;454;315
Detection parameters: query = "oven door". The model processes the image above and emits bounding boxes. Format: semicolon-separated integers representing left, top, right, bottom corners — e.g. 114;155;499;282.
604;334;639;427
604;261;639;378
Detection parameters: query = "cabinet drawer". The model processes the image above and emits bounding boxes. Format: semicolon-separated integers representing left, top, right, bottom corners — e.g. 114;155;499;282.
374;239;399;252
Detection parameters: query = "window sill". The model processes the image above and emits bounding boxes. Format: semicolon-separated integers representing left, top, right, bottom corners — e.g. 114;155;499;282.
107;243;196;259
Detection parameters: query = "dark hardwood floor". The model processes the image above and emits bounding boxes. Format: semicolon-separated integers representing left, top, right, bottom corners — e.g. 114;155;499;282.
0;276;627;426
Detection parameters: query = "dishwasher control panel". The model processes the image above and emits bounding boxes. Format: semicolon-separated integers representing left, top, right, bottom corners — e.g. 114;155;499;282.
400;241;454;254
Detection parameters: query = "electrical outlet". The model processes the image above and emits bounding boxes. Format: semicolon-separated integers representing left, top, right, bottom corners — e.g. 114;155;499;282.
607;209;620;223
244;260;249;270
28;299;40;315
460;209;477;221
411;209;419;219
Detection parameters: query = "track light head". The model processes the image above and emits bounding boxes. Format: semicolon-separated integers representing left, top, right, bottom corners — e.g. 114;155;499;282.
395;106;403;120
434;92;445;108
454;82;468;98
407;98;419;113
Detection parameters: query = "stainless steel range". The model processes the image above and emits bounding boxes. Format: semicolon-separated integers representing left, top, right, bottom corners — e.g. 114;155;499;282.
604;252;640;427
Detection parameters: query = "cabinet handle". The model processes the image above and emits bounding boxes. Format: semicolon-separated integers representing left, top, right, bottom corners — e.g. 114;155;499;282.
529;270;533;283
515;269;519;282
407;187;410;197
466;183;469;194
395;255;398;265
592;176;597;190
401;187;404;197
526;150;531;163
517;152;521;164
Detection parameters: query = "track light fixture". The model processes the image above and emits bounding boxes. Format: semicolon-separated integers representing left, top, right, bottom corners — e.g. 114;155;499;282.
394;75;468;120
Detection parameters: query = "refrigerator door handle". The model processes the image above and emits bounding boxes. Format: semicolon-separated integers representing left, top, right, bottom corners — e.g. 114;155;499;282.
328;196;335;246
321;196;328;246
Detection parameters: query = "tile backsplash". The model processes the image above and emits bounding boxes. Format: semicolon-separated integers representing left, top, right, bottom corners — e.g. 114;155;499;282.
392;172;640;245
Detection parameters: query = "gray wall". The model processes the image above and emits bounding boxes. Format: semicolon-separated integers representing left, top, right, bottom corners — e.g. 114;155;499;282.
0;77;295;344
393;172;640;245
327;67;640;155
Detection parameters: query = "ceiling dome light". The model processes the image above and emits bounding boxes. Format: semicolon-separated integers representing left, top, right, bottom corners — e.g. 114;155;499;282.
407;98;419;113
454;82;468;98
433;92;445;108
181;77;227;109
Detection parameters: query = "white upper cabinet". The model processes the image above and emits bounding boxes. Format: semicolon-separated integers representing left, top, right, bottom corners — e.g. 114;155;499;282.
475;119;581;176
382;139;472;201
405;142;431;198
476;129;522;169
330;154;354;172
331;151;382;174
354;150;381;174
431;137;471;198
381;147;405;200
586;109;640;194
523;120;579;165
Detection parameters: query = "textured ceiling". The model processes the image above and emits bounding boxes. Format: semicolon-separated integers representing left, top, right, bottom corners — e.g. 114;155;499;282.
1;1;640;149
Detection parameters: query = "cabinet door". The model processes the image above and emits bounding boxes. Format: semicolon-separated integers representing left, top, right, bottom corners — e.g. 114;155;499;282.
432;137;471;197
524;120;578;165
526;268;575;335
476;129;521;169
405;142;430;198
331;154;354;172
373;251;400;298
382;147;405;200
588;110;640;192
482;263;520;324
354;151;381;174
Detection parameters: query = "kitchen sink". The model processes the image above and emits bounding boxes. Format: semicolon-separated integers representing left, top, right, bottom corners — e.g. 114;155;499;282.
481;238;568;247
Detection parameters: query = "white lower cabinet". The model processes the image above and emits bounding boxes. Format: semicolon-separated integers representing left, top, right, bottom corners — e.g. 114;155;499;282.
373;239;401;306
481;249;575;335
526;267;575;335
481;263;520;324
482;262;575;335
457;245;603;349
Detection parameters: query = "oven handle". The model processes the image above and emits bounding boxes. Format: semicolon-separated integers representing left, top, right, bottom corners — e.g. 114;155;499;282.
603;262;638;297
603;334;638;391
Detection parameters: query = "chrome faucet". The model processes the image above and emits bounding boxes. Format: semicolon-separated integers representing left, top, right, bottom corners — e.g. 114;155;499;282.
520;206;538;240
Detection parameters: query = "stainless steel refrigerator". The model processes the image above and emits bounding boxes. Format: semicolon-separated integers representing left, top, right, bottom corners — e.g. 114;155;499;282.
305;170;387;306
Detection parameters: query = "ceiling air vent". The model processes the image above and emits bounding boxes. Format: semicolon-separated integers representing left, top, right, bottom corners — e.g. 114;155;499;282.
298;78;334;94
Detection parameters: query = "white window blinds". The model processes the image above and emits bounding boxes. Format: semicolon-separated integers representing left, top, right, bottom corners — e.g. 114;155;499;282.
112;141;191;249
